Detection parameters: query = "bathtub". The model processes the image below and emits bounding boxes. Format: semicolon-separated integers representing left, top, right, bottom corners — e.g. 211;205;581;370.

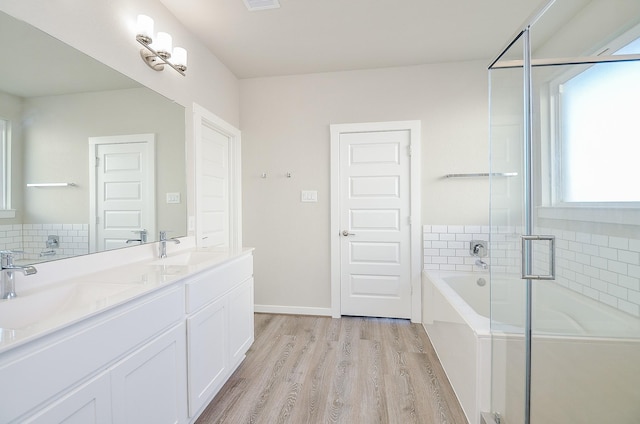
422;270;640;424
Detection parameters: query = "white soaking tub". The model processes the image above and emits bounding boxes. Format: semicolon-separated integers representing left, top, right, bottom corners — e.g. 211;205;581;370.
422;270;640;424
422;271;491;424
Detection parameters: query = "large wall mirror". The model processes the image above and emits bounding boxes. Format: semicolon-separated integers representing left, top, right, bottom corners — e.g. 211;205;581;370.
0;11;187;265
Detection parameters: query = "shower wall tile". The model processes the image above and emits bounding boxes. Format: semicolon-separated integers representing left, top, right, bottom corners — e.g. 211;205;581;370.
536;226;640;318
423;225;492;273
21;223;89;261
424;224;640;318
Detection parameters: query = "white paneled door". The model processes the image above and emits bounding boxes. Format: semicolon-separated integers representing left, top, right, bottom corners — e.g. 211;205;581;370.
89;134;155;252
338;129;412;318
199;125;230;247
193;103;242;250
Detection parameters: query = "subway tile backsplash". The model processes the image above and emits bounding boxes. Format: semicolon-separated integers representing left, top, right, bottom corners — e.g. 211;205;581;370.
424;225;640;317
0;223;89;262
423;225;492;272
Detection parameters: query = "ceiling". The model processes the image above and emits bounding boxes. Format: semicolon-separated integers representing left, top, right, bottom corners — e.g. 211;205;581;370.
159;0;545;79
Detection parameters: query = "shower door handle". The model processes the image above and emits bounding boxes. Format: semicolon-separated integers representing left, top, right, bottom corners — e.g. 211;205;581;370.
521;235;556;280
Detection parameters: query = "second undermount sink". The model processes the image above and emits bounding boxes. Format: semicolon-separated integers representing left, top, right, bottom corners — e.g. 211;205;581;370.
149;252;215;267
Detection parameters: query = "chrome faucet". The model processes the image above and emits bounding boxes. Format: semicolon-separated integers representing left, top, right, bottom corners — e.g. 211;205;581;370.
1;251;37;300
470;240;489;270
126;229;148;245
475;259;489;270
158;231;180;258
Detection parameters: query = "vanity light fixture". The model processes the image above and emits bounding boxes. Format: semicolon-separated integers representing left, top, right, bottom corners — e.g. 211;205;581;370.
135;14;187;76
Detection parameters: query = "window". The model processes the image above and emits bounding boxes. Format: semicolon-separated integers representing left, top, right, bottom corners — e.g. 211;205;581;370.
555;37;640;203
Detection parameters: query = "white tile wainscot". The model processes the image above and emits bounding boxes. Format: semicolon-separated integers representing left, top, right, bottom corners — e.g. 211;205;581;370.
0;244;254;424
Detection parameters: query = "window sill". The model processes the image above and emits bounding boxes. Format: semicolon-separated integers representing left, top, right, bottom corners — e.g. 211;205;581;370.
537;205;640;226
0;210;16;219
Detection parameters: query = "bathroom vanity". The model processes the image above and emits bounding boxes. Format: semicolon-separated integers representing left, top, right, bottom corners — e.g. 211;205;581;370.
0;245;254;424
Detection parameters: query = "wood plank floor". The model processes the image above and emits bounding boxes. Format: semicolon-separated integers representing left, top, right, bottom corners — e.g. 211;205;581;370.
196;314;468;424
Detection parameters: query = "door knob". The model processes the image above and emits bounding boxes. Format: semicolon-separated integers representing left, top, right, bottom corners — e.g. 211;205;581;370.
342;230;356;236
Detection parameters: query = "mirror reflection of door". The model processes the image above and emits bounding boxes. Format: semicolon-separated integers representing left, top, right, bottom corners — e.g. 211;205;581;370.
88;134;156;252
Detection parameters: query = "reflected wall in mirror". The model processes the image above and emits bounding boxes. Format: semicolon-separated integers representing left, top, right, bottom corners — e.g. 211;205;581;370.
0;11;187;265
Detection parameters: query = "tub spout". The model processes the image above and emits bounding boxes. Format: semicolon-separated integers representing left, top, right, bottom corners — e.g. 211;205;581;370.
475;259;488;270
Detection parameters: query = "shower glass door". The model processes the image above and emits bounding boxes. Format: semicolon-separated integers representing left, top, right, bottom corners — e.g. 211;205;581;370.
488;30;527;424
489;1;640;423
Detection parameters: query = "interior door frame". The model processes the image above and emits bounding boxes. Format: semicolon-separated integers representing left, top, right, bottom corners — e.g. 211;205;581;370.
193;103;242;249
330;121;422;322
88;133;156;253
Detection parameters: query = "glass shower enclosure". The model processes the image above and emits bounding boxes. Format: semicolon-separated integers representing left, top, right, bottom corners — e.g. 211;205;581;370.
488;1;640;423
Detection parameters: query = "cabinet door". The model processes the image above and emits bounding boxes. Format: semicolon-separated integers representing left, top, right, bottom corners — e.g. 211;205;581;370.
22;372;112;424
186;296;228;417
228;278;254;367
111;323;187;424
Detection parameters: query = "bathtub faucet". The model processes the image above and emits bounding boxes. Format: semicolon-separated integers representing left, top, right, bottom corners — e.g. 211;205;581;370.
470;240;488;258
475;259;488;270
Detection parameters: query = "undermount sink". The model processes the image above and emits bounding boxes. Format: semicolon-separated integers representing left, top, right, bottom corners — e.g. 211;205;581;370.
149;252;214;267
0;282;135;330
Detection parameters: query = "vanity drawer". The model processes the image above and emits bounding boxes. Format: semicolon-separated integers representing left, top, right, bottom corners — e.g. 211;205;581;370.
185;252;253;314
0;286;183;423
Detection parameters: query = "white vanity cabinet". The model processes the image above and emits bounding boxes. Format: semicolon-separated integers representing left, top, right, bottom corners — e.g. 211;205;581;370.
21;371;113;424
110;323;187;424
0;249;254;424
21;323;187;424
185;252;254;418
1;286;187;424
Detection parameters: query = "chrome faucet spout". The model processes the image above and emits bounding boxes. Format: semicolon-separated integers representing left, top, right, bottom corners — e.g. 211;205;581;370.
158;231;181;258
1;251;37;299
4;264;37;275
126;229;148;245
475;259;489;270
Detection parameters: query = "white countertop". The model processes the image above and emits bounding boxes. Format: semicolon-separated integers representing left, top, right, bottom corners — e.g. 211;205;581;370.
0;245;253;354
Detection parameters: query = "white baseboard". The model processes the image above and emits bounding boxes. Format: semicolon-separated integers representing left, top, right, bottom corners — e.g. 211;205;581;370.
254;304;333;317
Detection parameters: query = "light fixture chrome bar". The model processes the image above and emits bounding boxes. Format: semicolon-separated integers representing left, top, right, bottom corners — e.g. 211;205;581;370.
136;37;186;76
26;183;76;187
445;172;518;178
491;53;640;69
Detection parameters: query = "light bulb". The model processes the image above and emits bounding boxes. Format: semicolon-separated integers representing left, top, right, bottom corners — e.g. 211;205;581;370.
136;15;154;44
156;32;172;58
173;47;188;69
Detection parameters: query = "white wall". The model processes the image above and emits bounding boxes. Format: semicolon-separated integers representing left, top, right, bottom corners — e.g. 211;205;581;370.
22;88;185;233
0;0;240;226
0;0;238;126
240;61;490;312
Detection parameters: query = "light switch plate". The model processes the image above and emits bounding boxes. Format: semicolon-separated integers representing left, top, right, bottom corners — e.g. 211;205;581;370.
301;190;318;203
166;192;181;204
